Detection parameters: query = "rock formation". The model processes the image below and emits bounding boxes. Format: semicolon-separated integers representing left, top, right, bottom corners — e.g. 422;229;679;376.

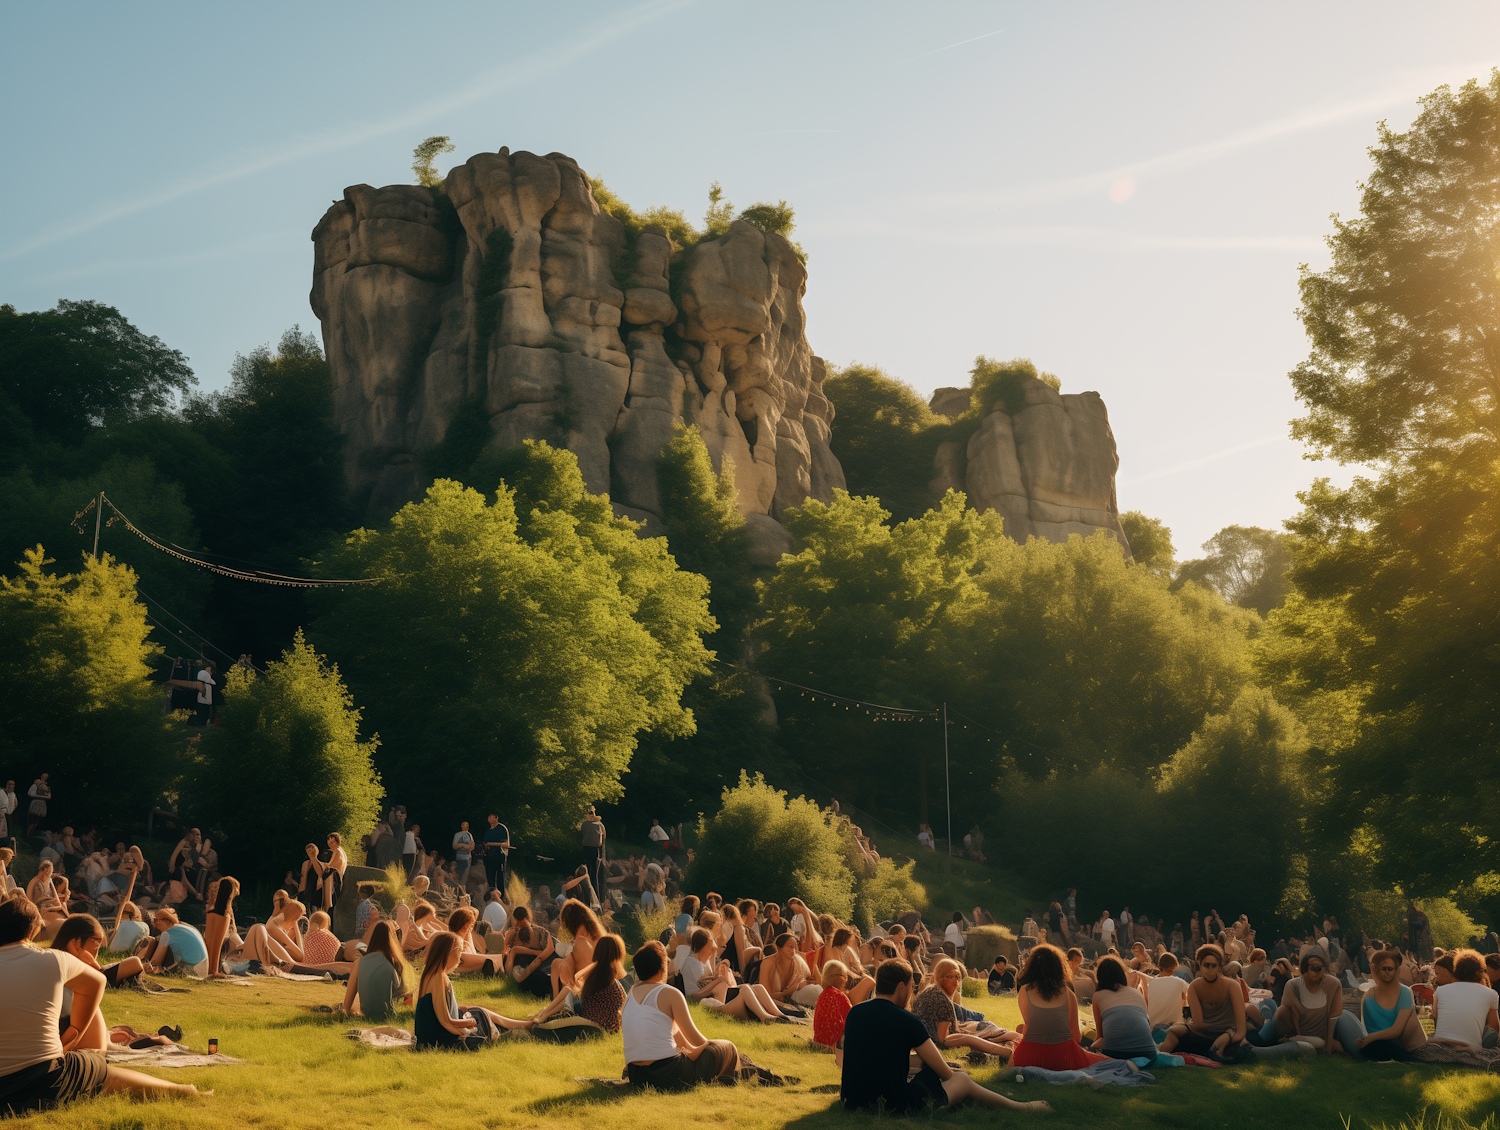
309;148;844;561
927;383;1132;556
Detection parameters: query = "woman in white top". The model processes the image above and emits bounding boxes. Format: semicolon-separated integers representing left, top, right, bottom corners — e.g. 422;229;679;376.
1431;950;1500;1049
678;928;784;1022
623;940;741;1089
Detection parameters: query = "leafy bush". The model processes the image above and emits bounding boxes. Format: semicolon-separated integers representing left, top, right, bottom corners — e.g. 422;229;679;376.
1347;888;1483;948
855;857;928;929
180;632;383;881
688;772;855;918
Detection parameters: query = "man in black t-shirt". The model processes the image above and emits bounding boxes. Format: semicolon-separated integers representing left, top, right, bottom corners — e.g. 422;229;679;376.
482;814;510;895
840;960;1048;1115
986;955;1016;995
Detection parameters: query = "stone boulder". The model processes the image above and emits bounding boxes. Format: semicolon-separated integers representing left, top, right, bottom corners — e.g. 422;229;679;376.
939;377;1131;555
310;149;845;526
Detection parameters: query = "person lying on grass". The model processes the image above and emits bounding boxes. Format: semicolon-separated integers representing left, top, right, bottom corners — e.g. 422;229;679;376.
531;933;629;1033
623;940;743;1089
840;958;1049;1115
1158;944;1247;1061
414;932;533;1050
0;896;205;1114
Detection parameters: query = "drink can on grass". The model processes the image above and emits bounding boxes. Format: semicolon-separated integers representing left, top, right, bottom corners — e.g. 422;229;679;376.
209;1038;218;1054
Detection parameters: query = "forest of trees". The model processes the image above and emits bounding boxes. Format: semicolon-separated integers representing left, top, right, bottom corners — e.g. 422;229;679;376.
1;74;1495;932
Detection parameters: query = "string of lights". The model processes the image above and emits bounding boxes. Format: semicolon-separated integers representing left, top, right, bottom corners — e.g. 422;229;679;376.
73;493;377;589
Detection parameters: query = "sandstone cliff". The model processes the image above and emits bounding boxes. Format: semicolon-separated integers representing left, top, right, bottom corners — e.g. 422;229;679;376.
928;382;1132;555
310;148;844;558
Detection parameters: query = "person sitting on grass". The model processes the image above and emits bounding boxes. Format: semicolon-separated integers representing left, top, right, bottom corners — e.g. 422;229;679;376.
414;932;531;1050
840;958;1050;1115
52;914;147;998
141;908;210;978
549;899;603;997
622;940;744;1090
0;897;204;1114
341;922;409;1021
354;884;380;939
678;927;786;1022
108;902;150;955
1356;947;1427;1061
814;960;877;1064
1146;953;1190;1036
987;954;1016;994
914;957;1019;1062
396;901;439;959
444;907;499;978
532;934;630;1033
1011;943;1107;1070
511;924;558;997
1431;949;1500;1051
1090;955;1159;1061
201;876;241;977
1158;944;1248;1061
1270;949;1359;1054
760;930;821;1008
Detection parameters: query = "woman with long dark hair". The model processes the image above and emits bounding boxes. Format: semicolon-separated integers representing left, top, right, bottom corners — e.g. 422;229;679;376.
1011;943;1106;1070
414;932;531;1050
342;921;410;1020
532;933;630;1033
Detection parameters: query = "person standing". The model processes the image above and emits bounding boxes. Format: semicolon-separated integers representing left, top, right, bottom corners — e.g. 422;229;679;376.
452;822;474;882
580;807;605;895
483;814;510;896
26;774;51;838
1100;911;1117;951
0;780;16;845
1119;907;1134;945
647;819;669;856
1064;888;1077;929
402;824;421;878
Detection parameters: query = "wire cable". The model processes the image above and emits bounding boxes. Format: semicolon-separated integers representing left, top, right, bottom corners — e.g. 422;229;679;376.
134;585;266;673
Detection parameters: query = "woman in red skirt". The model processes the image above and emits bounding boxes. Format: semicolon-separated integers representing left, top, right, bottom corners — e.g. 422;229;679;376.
1010;944;1108;1070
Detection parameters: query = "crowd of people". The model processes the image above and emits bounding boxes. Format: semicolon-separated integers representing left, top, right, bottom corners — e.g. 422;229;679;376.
4;792;1500;1118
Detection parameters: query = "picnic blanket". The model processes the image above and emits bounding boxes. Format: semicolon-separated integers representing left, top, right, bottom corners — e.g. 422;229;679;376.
350;1026;415;1049
1411;1042;1500;1071
106;1043;244;1068
1017;1061;1155;1088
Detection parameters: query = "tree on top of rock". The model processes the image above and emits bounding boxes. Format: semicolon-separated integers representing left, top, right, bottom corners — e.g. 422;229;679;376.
412;136;455;188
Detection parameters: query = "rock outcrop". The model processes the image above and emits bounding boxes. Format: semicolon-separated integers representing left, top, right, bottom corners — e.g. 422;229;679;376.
310;149;845;530
927;384;1132;556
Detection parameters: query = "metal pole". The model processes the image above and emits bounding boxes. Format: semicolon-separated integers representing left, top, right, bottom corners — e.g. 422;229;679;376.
943;702;952;866
91;491;104;560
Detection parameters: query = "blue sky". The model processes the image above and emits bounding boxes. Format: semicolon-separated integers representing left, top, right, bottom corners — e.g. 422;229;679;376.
3;1;1496;555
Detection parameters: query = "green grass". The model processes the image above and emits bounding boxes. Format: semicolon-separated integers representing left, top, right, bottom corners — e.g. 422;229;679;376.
18;962;1499;1129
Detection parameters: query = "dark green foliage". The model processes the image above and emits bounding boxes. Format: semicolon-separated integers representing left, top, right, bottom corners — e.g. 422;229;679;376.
821;364;947;524
1275;72;1500;895
969;356;1061;417
0;300;195;445
180;632;382;881
1119;510;1175;573
737;200;795;237
0;548;182;830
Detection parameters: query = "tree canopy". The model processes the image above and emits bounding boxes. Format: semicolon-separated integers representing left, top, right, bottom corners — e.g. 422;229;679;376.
1271;71;1500;898
310;449;715;843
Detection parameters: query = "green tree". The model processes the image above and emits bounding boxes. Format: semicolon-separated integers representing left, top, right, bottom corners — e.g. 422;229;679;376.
1278;72;1500;893
311;456;714;842
704;182;734;238
688;772;855;918
1118;510;1175;574
0;548;181;828
0;300;195;445
412;136;455;188
1156;687;1314;922
1174;525;1293;616
180;632;382;880
821;364;945;523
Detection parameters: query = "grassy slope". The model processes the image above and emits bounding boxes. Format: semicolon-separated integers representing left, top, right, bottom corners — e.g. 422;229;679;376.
17;960;1498;1130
